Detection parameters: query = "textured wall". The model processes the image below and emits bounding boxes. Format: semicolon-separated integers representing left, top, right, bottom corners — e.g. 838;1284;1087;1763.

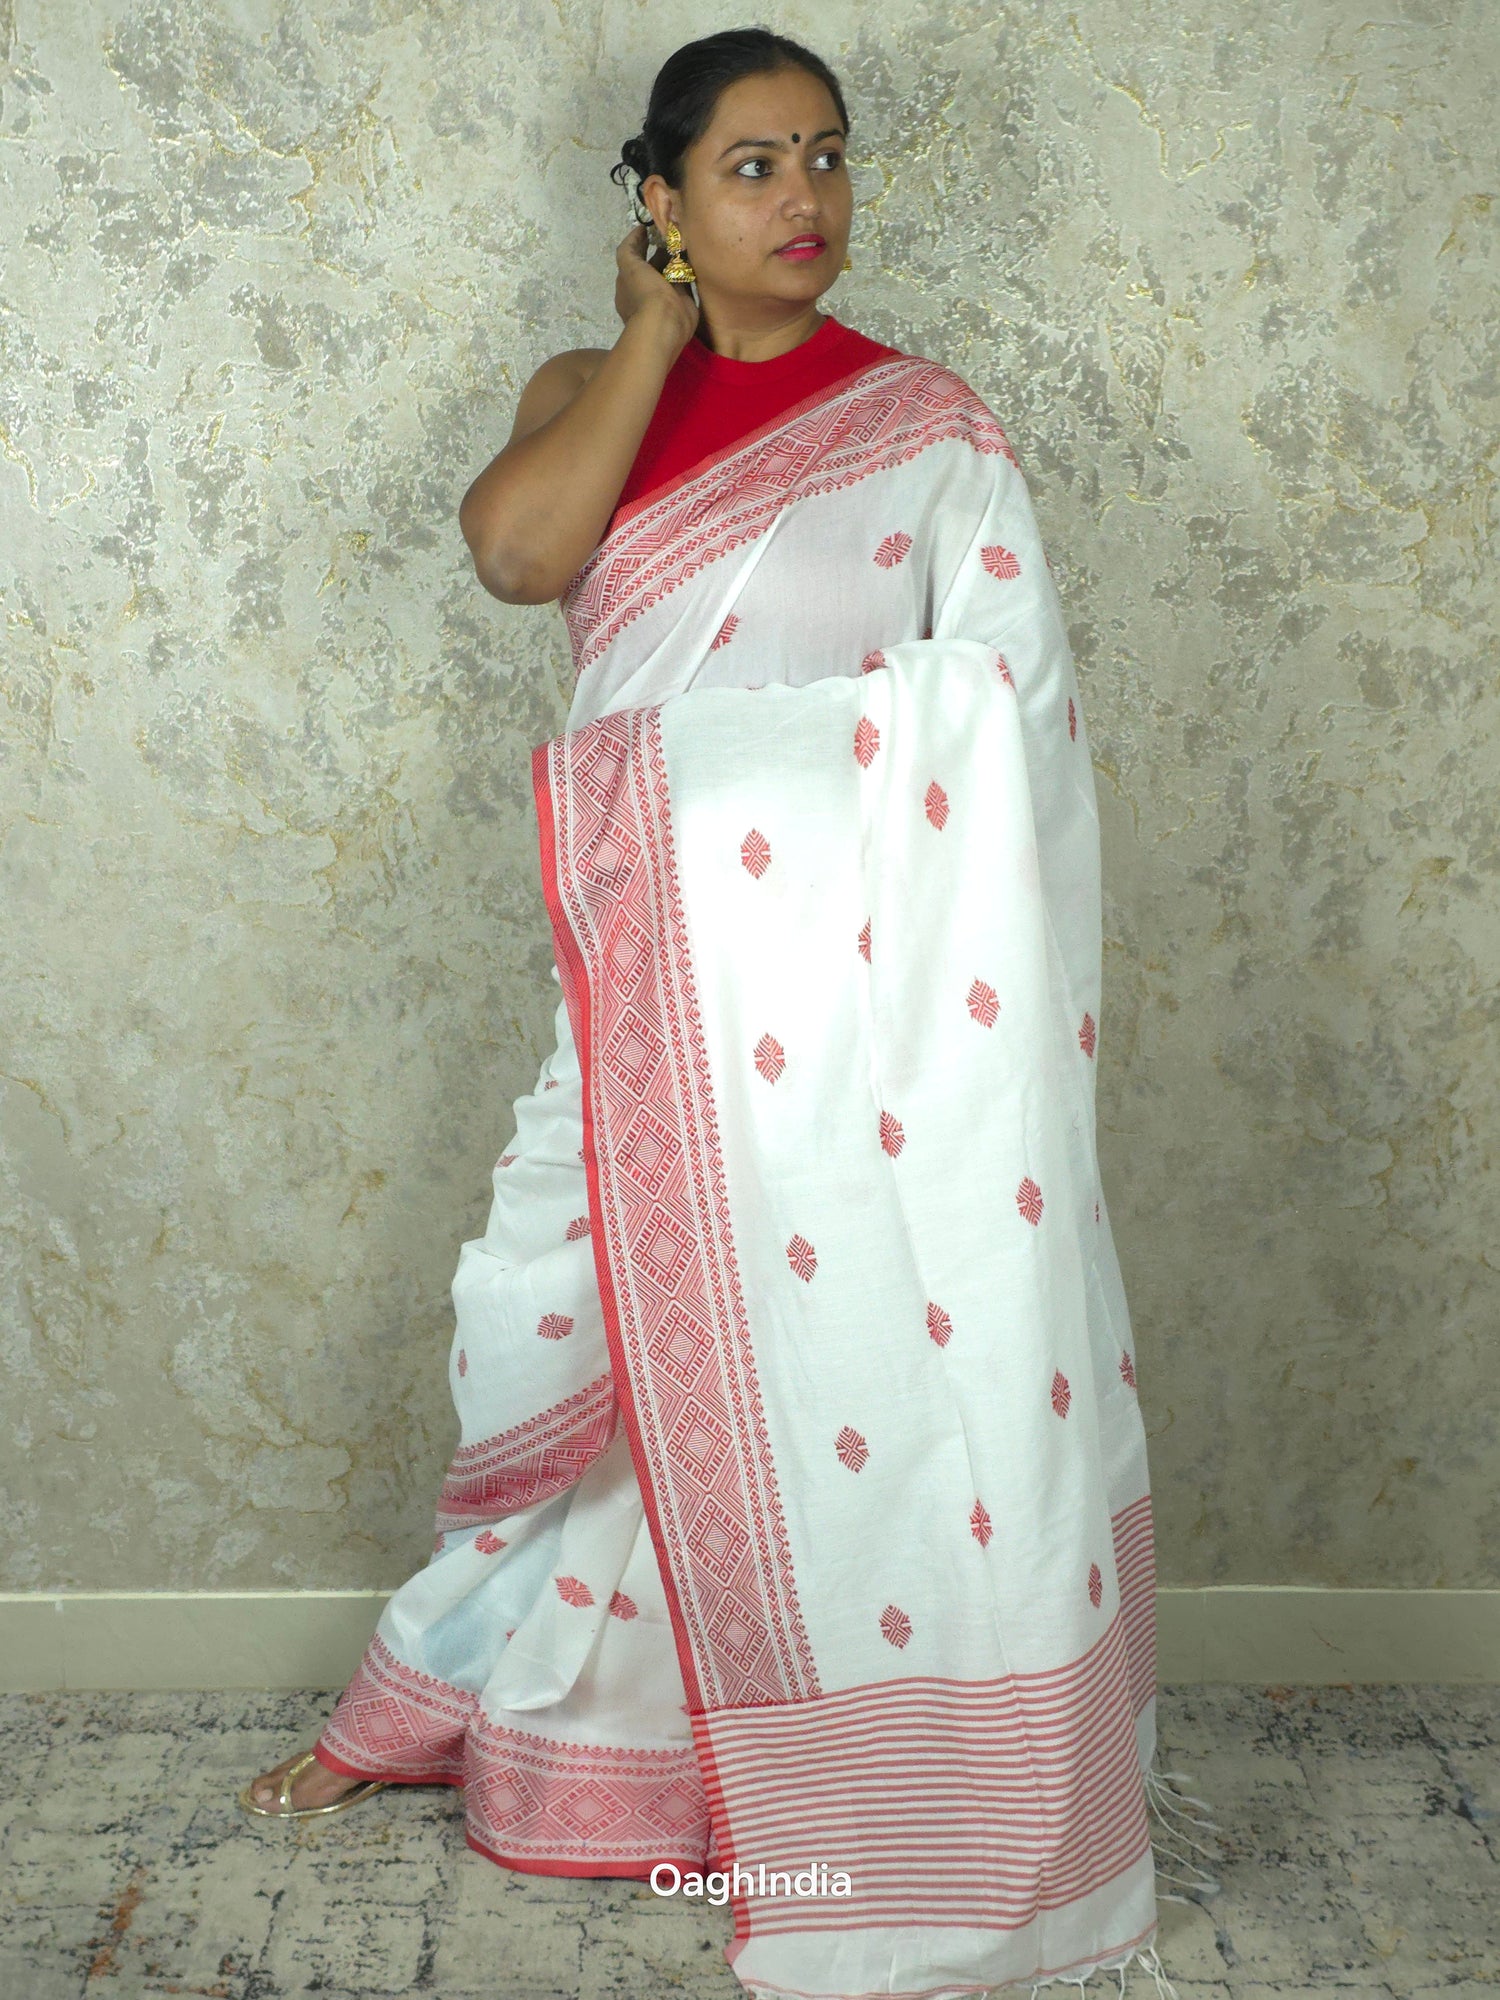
2;1;1494;1594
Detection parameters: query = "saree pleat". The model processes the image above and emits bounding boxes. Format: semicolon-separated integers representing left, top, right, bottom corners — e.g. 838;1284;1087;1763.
311;349;1219;1992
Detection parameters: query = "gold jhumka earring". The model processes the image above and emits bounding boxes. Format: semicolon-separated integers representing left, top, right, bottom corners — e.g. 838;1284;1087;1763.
662;220;696;283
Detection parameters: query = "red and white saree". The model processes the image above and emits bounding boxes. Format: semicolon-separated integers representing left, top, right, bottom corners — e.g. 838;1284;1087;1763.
314;336;1220;1999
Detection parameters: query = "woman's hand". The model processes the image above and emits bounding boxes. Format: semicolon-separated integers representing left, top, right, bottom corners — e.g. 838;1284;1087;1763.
614;221;699;348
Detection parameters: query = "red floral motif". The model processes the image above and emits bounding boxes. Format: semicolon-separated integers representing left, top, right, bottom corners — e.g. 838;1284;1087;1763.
1051;1369;1072;1419
1088;1561;1103;1609
980;543;1022;581
786;1233;818;1282
475;1529;508;1554
860;648;887;673
858;917;871;962
874;530;913;568
995;651;1014;687
537;1312;575;1340
1079;1012;1096;1058
710;613;740;650
608;1590;638;1619
740;828;772;877
1016;1175;1044;1225
753;1033;786;1083
497;1153;516;1169
926;1301;953;1346
879;1109;906;1157
835;1425;869;1472
555;1574;595;1607
1119;1349;1137;1390
880;1604;913;1648
565;1213;591;1240
854;716;881;767
505;1627;515;1640
924;780;949;829
967;978;999;1027
1068;696;1078;741
970;1499;993;1547
542;1078;558;1091
456;1348;468;1377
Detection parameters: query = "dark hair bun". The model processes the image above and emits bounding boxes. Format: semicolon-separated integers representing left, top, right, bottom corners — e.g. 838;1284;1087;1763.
609;134;652;218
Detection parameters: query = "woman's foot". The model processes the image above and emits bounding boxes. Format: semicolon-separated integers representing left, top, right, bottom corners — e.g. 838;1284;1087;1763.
246;1746;371;1813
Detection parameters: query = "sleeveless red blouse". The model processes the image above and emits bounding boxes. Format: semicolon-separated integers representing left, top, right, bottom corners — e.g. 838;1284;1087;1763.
605;313;903;538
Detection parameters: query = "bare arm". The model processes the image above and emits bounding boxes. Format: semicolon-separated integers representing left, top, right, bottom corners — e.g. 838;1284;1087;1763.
460;228;699;604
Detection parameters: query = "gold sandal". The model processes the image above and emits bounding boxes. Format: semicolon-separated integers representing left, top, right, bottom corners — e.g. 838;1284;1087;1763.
237;1747;389;1820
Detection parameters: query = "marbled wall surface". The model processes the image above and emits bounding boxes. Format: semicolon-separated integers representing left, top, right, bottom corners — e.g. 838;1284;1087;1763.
2;1;1494;1593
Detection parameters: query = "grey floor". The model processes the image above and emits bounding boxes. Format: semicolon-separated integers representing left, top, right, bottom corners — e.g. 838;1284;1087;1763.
1;1684;1495;2000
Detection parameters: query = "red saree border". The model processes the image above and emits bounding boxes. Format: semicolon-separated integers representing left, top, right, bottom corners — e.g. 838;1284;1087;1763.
532;705;818;1718
560;355;1021;676
434;1370;617;1528
602;350;907;542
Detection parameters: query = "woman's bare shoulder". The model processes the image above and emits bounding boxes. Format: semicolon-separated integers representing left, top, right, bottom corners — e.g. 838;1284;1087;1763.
509;347;611;442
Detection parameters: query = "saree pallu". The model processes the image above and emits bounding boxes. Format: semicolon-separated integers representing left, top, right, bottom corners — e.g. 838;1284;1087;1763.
315;351;1220;1998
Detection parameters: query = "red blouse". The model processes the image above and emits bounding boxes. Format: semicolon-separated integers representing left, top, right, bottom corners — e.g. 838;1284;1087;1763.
606;313;903;537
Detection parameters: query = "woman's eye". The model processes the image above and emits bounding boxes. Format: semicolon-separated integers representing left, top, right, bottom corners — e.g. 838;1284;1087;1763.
734;151;844;179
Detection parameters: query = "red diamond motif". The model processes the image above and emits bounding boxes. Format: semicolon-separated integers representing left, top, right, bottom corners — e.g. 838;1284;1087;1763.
880;1604;913;1648
555;1574;594;1607
456;1348;468;1377
1068;695;1078;740
879;1109;905;1157
835;1425;869;1472
874;530;913;567
497;1153;516;1169
566;1213;591;1240
786;1233;817;1282
860;648;887;673
858;918;871;962
741;829;771;877
925;780;949;829
854;715;881;767
1079;1012;1096;1058
609;1590;638;1619
926;1301;953;1346
980;543;1021;581
1119;1350;1137;1390
537;1312;575;1340
970;1499;993;1547
1051;1369;1072;1419
1016;1175;1043;1225
967;978;999;1027
1088;1561;1103;1608
475;1529;508;1554
996;651;1014;687
753;1033;786;1083
710;613;740;650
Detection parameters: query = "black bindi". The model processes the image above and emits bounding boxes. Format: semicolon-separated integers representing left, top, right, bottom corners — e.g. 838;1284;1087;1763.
791;131;799;142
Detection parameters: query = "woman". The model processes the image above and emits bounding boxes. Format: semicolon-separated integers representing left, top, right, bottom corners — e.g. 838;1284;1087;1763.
241;27;1219;1999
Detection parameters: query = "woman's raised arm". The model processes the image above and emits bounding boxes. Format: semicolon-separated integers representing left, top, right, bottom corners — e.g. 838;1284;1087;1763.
459;226;697;604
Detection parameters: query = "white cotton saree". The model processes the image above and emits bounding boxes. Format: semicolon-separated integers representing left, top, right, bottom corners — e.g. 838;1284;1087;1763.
314;341;1220;1999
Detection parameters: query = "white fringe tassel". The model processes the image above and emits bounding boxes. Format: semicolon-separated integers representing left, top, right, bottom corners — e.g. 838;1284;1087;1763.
1143;1762;1224;1907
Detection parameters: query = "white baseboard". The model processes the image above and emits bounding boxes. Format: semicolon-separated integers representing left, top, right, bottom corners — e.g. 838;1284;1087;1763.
1;1588;1495;1693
